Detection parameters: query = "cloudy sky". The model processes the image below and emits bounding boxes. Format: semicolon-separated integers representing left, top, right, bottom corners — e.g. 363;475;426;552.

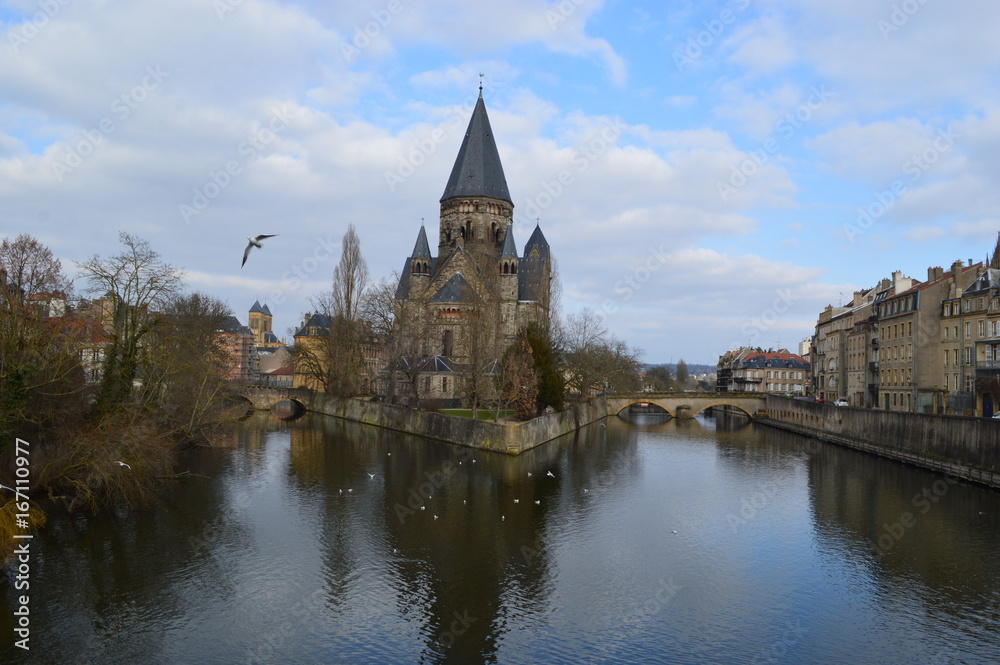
2;0;999;364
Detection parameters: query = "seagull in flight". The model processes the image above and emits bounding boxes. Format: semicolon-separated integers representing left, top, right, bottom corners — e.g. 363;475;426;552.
546;471;555;478
242;234;277;267
115;461;131;470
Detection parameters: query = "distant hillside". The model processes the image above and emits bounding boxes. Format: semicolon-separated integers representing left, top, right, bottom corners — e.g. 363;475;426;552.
643;363;715;376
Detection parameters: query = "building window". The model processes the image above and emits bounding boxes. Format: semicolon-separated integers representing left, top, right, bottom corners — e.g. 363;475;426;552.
965;322;971;339
443;330;454;357
979;320;986;337
966;347;973;365
442;377;448;392
945;374;949;391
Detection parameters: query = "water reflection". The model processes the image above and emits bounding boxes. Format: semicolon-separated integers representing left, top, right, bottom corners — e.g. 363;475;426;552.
1;412;998;664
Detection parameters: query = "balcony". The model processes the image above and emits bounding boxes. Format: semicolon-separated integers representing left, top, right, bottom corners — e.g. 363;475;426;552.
976;360;1000;370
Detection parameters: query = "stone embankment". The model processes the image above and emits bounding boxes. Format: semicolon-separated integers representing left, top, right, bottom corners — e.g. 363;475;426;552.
763;395;1000;489
257;388;608;455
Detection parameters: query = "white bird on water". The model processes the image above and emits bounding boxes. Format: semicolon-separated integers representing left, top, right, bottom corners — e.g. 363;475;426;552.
546;471;555;478
115;461;131;470
241;234;277;267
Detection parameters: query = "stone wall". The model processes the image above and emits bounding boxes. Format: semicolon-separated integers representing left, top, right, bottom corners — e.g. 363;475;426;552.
765;395;1000;488
303;392;608;455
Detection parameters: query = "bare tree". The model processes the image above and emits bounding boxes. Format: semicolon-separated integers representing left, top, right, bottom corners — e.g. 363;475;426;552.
360;271;424;403
563;308;643;396
0;235;85;446
294;224;371;397
332;223;369;321
140;292;237;439
79;232;183;413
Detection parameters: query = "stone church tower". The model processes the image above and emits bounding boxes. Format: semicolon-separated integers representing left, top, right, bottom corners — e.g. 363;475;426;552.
394;90;552;401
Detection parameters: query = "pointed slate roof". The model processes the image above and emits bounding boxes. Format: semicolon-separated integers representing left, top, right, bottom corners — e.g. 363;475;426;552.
411;225;432;259
250;299;264;314
500;225;518;259
440;93;511;204
261;303;272;316
524;223;550;258
429;272;473;303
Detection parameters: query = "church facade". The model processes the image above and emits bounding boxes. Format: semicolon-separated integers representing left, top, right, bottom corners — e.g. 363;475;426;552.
393;91;552;402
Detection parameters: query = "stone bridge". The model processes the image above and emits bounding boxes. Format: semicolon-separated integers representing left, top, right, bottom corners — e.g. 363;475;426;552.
237;386;313;411
604;392;767;419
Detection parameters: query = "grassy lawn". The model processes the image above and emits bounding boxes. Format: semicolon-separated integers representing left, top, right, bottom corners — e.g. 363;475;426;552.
440;409;513;420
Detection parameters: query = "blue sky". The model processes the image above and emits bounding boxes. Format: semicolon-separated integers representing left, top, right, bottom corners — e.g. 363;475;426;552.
2;0;999;364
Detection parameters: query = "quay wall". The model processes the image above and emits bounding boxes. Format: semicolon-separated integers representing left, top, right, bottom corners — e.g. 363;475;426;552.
765;395;1000;488
275;390;608;455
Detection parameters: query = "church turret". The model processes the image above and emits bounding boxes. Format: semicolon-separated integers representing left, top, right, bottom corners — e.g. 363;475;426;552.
499;225;519;300
408;224;433;291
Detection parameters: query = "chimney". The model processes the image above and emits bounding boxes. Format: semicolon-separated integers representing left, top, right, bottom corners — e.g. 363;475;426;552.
927;266;944;282
892;270;913;293
951;259;964;276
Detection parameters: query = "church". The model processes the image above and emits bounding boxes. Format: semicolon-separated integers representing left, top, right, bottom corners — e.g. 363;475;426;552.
393;89;552;403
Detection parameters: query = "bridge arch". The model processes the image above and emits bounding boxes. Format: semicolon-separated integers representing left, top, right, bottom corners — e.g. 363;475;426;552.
605;393;766;420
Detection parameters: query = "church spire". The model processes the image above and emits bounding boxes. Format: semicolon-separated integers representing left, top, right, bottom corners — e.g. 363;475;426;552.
440;92;511;204
411;223;432;259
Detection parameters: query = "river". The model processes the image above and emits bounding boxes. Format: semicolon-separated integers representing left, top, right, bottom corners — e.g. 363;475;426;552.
2;411;999;664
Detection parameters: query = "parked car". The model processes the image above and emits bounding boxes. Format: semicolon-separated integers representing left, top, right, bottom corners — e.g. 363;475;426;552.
992;412;1000;419
833;399;848;407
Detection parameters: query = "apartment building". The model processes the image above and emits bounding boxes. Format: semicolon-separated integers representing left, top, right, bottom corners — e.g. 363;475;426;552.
875;260;982;413
717;348;809;394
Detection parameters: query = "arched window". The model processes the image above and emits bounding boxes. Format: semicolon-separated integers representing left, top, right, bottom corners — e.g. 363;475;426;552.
443;329;453;357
